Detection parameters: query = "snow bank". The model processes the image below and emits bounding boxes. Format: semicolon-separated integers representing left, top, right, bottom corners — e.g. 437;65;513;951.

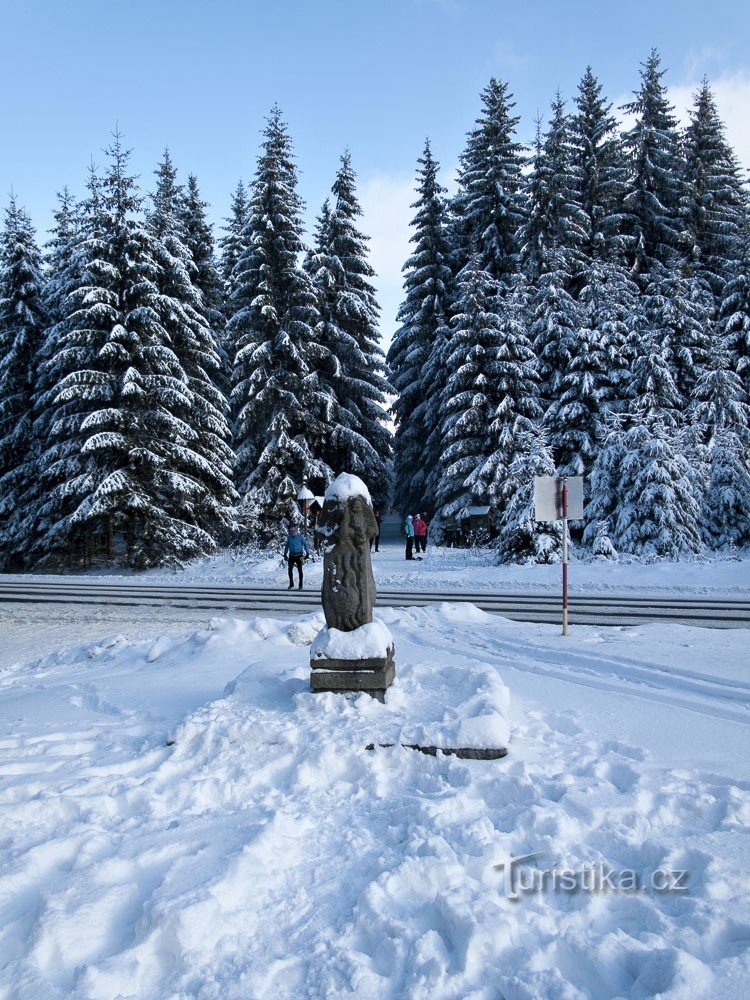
310;619;393;661
323;472;371;506
1;604;749;998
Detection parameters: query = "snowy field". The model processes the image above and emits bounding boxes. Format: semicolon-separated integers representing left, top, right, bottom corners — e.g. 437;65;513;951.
3;539;750;598
2;600;750;999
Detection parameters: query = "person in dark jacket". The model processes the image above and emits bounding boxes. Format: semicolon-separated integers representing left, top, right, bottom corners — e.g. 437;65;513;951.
413;514;428;554
283;525;309;589
370;510;382;552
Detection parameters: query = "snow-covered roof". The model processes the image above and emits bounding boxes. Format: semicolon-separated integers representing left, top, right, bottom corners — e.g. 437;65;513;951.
324;473;372;506
459;505;490;518
297;485;315;501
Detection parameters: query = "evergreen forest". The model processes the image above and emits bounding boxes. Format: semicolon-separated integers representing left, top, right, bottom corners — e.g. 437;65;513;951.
1;52;749;569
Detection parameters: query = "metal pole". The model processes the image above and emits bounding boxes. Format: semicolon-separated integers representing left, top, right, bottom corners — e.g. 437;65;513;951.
562;476;569;637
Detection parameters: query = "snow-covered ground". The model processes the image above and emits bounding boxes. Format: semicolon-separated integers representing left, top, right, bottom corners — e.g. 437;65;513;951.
3;539;750;597
2;602;749;998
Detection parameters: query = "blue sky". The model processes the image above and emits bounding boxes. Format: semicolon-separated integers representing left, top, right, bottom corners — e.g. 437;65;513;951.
1;0;748;344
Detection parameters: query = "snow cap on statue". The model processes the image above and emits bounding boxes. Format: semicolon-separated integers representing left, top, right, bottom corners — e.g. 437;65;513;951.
324;473;372;507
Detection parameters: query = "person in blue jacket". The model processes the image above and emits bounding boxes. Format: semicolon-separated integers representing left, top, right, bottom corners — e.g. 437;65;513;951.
404;514;415;561
284;525;309;590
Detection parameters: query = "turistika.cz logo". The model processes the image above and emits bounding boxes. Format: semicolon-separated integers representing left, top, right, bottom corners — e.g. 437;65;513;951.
493;853;689;902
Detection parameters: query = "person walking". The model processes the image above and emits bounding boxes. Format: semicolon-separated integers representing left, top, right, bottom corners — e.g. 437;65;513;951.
413;513;428;554
404;514;415;560
284;524;309;589
370;510;382;552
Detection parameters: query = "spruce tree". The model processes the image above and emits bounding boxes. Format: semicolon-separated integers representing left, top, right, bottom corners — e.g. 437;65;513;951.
43;188;79;326
470;276;541;516
629;308;684;429
453;78;526;283
611;417;703;557
720;231;750;397
682;79;745;298
571;67;629;264
305;152;392;505
219;180;250;290
388;140;453;515
148;151;236;543
34;135;233;567
529;253;582;409
690;337;750;548
545;312;610;479
576;259;638;413
226;107;331;533
180;173;226;340
703;429;750;549
0;198;46;568
622;50;685;276
520;95;586;282
639;263;713;413
436;262;509;516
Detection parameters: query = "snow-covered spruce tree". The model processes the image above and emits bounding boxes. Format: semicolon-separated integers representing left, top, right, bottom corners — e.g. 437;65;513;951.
7;188;86;563
43;188;79;327
529;251;582;412
436;262;510;516
305;152;392;506
621;50;685;277
720;230;750;398
387;140;453;515
638;263;713;413
588;298;704;557
418;308;454;516
452;78;526;283
582;413;629;547
34;135;233;568
690;338;750;548
571;66;629;265
220;180;250;297
576;259;639;414
226;107;332;536
180;174;226;342
495;426;563;564
690;335;749;435
544;304;611;480
148;151;236;542
473;277;542;518
520;95;586;283
682;79;746;299
0;198;46;568
592;519;617;559
611;416;703;557
703;428;750;549
628;297;685;429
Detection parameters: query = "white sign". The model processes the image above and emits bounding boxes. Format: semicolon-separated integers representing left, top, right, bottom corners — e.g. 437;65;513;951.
534;476;584;521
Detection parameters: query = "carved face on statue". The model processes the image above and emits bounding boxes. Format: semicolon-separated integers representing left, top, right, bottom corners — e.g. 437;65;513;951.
318;495;378;548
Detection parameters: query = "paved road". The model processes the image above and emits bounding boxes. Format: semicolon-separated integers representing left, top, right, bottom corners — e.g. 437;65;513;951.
0;579;748;628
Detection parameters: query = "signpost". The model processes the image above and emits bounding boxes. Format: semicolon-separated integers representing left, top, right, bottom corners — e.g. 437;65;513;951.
297;479;315;538
534;476;584;636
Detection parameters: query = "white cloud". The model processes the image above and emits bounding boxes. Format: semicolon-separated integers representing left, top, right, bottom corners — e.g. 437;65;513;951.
359;173;416;353
359;165;459;353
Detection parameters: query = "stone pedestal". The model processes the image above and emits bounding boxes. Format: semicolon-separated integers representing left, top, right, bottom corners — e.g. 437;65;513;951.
310;619;395;701
311;645;395;702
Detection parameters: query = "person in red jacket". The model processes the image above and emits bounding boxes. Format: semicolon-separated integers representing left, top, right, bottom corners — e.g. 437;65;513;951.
413;514;428;554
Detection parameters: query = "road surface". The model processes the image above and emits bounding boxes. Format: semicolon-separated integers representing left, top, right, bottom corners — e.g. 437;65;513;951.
0;578;748;629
